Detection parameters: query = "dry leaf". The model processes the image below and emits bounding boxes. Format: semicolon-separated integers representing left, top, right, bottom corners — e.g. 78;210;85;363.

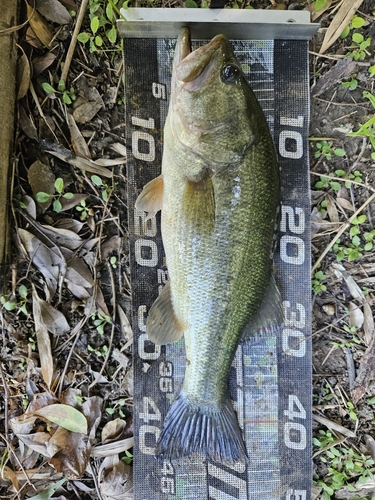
94;157;126;167
117;306;133;344
349;301;364;330
16;50;31;100
101;419;126;444
49;431;90;479
99;458;133;500
101;235;120;260
352;331;375;403
33;287;54;388
326;194;339;223
21;194;37;218
313;413;356;438
26;2;53;48
35;0;72;24
319;0;366;54
28;160;56;212
47;150;113;178
111;143;127;156
54;218;85;233
32;52;57;75
34;404;88;434
39;300;70;335
39;224;83;250
363;301;374;345
19;105;38;140
66;112;91;159
336;197;354;212
112;348;129;370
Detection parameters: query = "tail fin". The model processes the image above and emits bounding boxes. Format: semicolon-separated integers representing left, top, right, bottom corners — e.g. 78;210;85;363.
155;391;247;463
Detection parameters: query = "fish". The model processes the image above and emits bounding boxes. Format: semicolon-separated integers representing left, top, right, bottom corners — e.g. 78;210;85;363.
135;27;282;464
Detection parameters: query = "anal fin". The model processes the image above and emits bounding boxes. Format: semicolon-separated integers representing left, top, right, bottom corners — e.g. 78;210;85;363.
146;281;184;345
242;274;283;340
135;175;164;220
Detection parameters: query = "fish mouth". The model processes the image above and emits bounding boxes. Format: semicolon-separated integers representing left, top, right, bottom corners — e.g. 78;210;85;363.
174;28;230;89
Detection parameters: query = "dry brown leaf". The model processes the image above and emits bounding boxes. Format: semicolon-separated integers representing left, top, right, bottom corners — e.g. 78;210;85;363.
17;432;52;456
117;306;133;344
352;331;375;403
26;2;53;48
101;419;126;444
28;160;56;212
91;437;134;457
21;194;37;218
19;104;38;140
39;224;83;250
363;301;374;345
66;112;91;159
326;194;339;223
313;413;356;438
94;157;126;167
25;26;44;49
349;301;364;330
112;348;129;370
33;287;54;388
46;427;70;457
9;413;38;435
99;457;133;500
16;50;31;100
32;52;57;75
110;143;127;156
47;150;113;178
39;299;70;335
54;218;85;233
73;100;103;123
319;0;366;54
336;197;354;212
35;0;72;24
49;432;90;479
101;235;120;260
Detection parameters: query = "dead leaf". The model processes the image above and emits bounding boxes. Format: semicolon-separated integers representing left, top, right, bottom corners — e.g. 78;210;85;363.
319;0;366;54
111;143;127;156
19;105;38;140
66;112;91;159
39;299;70;335
326;194;339;223
313;413;356;438
352;332;375;404
39;224;83;250
32;52;57;76
9;413;38;435
363;301;374;345
47;150;113;178
101;235;120;260
336;197;354;212
91;437;134;457
349;301;364;330
16;49;31;100
17;432;52;456
34;404;88;434
94;157;126;167
28;160;56;212
21;194;37;218
312;57;357;97
49;431;90;479
73;100;104;123
35;0;72;24
33;287;54;388
101;419;126;444
117;306;133;344
60;193;88;211
54;218;85;233
26;2;53;48
99;457;133;500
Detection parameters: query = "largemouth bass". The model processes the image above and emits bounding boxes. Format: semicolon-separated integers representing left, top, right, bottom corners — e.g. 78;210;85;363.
135;27;282;463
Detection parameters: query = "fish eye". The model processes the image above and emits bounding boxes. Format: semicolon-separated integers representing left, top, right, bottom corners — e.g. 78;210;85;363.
221;65;240;84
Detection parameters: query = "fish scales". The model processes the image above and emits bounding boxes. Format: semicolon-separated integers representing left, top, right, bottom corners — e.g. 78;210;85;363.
135;27;282;463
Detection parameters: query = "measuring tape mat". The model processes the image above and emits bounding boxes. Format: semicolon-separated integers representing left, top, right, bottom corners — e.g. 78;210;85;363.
124;36;312;500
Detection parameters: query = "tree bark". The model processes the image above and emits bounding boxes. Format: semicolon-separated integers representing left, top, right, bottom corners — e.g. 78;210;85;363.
0;1;18;293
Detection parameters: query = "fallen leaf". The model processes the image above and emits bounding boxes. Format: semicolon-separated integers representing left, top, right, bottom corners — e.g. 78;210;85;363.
313;413;356;438
66;112;91;159
94;157;126;167
101;419;126;444
349;301;364;330
21;194;37;218
28;160;56;212
60;193;88;211
39;300;70;335
26;478;66;500
363;301;374;345
47;150;113;178
326;194;339;223
35;0;72;24
35;404;88;434
33;287;54;388
16;49;31;100
54;218;85;233
352;332;375;404
26;2;53;48
32;52;57;75
19;105;38;140
101;235;120;260
17;432;52;456
49;432;90;479
99;457;133;500
312;57;357;97
73;100;104;123
336;197;354;212
117;306;133;344
25;26;44;49
39;224;83;250
319;0;365;54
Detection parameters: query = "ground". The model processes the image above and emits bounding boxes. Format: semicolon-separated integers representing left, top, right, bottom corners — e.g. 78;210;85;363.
0;0;375;499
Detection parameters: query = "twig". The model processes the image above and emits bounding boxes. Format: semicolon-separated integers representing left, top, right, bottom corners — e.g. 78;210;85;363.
60;0;89;85
0;433;35;490
312;191;375;272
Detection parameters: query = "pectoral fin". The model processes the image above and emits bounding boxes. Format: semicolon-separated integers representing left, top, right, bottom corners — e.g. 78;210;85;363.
242;274;283;340
146;281;184;345
135;175;164;220
183;169;215;232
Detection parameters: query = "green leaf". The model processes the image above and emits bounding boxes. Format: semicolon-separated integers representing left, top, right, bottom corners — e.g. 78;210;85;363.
335;169;346;177
54;178;64;194
42;82;56;95
26;479;66;500
352;32;364;44
340;25;350;39
106;3;114;22
369;65;375;77
63;192;74;199
185;0;198;6
57;80;66;92
91;175;103;186
18;285;28;299
77;32;90;43
95;35;103;47
91;16;100;34
53;199;62;213
330;181;341;191
34;404;88;434
353;214;366;225
106;25;117;44
35;192;51;203
351;16;365;28
314;0;326;11
334;148;346;157
62;92;72;105
365;242;373;251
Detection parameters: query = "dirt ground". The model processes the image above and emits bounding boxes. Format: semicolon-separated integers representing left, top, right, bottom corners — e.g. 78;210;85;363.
1;0;375;499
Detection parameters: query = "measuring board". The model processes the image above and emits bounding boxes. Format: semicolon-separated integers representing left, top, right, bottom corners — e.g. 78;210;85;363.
119;9;319;500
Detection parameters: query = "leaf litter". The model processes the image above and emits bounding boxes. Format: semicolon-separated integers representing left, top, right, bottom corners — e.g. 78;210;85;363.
2;0;375;498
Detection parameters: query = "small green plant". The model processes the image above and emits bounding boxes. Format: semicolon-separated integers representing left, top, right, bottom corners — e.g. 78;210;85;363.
369;65;375;77
88;344;108;358
105;397;127;417
91;175;112;202
110;255;117;268
91;312;112;335
35;178;74;213
313;0;327;11
75;199;90;220
312;270;327;294
122;449;133;465
341;75;358;91
42;81;77;105
0;285;29;315
346;33;371;61
340;16;365;39
314;141;346;161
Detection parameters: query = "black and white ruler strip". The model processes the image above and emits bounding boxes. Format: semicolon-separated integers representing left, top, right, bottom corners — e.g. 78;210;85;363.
123;23;314;500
